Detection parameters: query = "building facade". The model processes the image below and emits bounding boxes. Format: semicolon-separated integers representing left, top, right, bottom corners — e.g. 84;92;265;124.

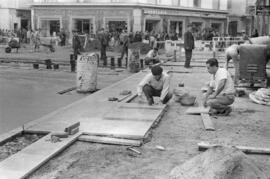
31;0;228;40
0;0;32;30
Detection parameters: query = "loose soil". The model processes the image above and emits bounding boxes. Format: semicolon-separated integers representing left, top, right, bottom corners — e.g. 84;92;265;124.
0;133;45;162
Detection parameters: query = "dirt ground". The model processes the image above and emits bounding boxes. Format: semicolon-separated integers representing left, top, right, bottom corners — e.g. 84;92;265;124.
28;67;270;179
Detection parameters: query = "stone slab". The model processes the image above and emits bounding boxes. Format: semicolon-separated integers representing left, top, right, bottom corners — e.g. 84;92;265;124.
200;113;215;131
0;133;80;179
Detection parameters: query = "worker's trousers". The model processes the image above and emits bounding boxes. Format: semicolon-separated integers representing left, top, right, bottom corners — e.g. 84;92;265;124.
184;49;192;68
206;94;235;110
143;84;172;105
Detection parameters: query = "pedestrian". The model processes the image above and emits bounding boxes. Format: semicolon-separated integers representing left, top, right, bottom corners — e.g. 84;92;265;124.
119;32;129;60
59;28;66;46
202;58;235;116
72;29;81;61
137;65;172;106
34;29;41;52
184;24;195;68
26;29;31;44
98;28;108;61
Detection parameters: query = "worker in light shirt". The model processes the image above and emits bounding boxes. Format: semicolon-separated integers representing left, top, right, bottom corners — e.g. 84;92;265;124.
144;47;160;65
203;58;235;115
137;65;172;105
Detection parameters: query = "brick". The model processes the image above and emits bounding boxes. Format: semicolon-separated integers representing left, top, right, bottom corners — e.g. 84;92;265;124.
64;122;80;134
69;127;79;135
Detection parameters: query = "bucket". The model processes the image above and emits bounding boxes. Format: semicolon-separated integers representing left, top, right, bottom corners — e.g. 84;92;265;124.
76;53;98;93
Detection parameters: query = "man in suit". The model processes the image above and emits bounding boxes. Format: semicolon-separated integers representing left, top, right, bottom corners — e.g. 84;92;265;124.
184;24;195;68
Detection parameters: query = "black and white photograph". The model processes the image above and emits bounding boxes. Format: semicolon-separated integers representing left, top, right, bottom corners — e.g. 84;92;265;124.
0;0;270;178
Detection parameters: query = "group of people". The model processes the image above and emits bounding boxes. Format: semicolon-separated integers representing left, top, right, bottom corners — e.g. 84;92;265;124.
137;57;235;116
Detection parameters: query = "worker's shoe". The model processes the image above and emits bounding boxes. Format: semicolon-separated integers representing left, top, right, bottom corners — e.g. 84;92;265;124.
209;107;232;116
147;98;154;106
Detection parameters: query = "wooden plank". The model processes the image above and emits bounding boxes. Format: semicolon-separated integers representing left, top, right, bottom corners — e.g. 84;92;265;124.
200;113;215;131
185;107;210;115
198;141;270;155
78;135;142;146
119;103;165;110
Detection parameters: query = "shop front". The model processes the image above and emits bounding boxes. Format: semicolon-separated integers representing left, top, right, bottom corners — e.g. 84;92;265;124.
38;17;61;37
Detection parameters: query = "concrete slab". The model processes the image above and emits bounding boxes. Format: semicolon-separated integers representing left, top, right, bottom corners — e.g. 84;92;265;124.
0;133;80;179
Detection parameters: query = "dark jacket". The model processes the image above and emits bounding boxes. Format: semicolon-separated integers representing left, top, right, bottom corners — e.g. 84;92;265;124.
72;35;81;51
184;31;195;50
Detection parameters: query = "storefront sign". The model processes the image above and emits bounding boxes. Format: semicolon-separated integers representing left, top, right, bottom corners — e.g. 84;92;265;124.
143;8;226;19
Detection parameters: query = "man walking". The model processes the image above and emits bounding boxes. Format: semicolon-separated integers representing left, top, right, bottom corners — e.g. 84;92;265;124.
184;24;195;68
72;30;81;61
202;58;235;115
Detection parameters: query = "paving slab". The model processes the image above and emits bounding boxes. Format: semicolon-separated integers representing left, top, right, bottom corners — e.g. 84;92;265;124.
0;133;80;179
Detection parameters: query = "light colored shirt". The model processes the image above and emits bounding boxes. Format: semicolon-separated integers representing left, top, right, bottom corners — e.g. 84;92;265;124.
137;72;170;101
210;68;235;95
145;49;158;58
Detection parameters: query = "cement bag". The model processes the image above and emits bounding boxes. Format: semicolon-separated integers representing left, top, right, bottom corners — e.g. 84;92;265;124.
128;48;140;73
77;53;98;93
225;44;238;59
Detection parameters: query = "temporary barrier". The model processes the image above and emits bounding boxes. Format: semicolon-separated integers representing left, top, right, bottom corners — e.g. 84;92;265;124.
76;53;98;93
165;40;184;56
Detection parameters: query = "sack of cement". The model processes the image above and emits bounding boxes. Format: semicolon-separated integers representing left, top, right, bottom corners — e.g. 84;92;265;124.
170;146;267;179
249;36;270;46
249;88;270;105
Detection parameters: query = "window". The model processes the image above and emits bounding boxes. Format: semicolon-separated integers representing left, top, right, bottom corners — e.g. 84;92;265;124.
72;19;94;34
213;0;220;10
40;19;60;37
193;0;201;7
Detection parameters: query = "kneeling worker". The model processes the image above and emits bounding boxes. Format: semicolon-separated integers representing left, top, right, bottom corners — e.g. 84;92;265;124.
137;65;172;105
144;47;160;65
203;58;235;115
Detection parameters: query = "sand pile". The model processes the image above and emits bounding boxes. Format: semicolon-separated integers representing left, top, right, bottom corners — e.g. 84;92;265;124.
170;146;267;179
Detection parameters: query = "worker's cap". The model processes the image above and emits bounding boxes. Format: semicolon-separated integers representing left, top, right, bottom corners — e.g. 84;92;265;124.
151;65;163;76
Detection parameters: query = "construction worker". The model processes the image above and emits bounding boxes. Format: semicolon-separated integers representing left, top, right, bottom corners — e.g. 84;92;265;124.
144;47;160;65
137;65;172;105
202;58;235;116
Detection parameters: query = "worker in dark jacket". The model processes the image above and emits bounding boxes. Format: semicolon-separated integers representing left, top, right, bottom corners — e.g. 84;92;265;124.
72;30;81;61
184;24;195;68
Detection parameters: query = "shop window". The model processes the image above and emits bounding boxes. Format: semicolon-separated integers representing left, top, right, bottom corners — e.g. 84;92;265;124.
213;0;220;10
172;0;181;6
72;19;94;35
170;21;183;38
193;0;201;7
40;19;60;37
107;21;127;33
145;20;160;33
191;22;203;40
211;23;222;34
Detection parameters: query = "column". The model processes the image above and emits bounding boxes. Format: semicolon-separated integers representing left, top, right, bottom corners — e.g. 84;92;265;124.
133;9;142;32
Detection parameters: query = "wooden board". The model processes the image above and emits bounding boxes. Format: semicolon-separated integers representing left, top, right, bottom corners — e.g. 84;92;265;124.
200;113;215;131
78;135;142;146
185;107;210;115
119;103;166;110
198;141;270;155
